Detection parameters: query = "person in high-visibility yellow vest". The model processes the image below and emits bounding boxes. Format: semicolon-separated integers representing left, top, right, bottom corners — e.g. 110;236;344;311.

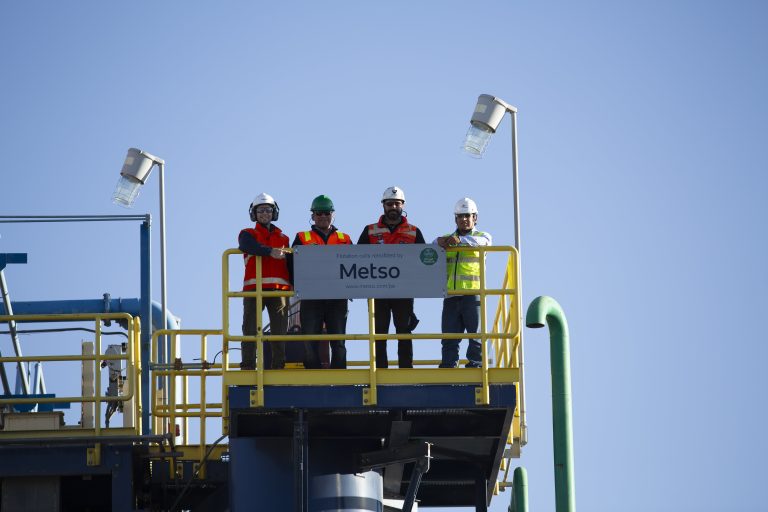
292;195;352;369
435;198;492;368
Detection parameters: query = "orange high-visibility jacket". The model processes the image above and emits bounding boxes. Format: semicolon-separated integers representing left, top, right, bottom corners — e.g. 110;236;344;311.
296;227;352;246
365;216;418;244
241;224;291;291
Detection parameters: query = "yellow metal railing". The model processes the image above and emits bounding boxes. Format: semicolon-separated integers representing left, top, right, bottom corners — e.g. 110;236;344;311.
150;328;225;477
152;245;523;489
220;246;521;402
0;313;141;438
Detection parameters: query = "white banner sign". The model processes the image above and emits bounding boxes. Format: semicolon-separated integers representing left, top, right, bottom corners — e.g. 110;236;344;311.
293;244;446;299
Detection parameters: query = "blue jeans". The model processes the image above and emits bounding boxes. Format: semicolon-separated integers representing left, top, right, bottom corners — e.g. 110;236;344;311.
440;295;481;367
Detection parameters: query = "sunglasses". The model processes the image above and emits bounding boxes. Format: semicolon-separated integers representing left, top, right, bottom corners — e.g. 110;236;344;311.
255;207;274;214
313;211;333;216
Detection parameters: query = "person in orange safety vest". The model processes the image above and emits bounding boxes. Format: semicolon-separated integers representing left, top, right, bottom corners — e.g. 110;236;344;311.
357;186;425;368
239;192;291;370
292;194;352;369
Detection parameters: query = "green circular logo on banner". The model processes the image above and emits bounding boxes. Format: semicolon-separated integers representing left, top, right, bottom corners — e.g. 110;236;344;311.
420;248;438;265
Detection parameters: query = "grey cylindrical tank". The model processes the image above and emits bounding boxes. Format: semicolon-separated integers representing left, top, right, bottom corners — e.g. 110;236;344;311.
309;440;383;512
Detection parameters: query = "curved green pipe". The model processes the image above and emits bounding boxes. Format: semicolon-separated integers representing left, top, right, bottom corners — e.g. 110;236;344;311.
509;466;528;512
526;296;575;512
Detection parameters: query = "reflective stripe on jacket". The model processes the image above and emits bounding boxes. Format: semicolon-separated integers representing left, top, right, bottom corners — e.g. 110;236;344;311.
241;224;291;291
366;216;418;244
297;227;352;246
444;229;492;291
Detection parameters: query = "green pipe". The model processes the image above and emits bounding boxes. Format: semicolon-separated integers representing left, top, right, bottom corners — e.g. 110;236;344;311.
526;296;575;512
509;466;528;512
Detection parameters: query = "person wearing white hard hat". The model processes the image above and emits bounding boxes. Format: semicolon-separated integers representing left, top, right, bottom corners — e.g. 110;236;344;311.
435;198;492;368
238;192;291;370
357;186;426;368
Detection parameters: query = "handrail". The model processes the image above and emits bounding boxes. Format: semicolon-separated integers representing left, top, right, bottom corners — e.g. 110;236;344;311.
0;312;140;436
150;245;523;490
220;246;521;403
150;328;224;478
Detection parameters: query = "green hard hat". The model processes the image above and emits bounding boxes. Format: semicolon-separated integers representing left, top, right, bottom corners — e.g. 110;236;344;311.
310;195;334;212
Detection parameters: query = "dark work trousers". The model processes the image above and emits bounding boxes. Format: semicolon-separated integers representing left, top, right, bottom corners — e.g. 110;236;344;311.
440;295;481;367
242;296;289;369
374;298;414;368
300;299;348;369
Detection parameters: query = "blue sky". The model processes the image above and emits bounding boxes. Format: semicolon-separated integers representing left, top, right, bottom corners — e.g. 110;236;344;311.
1;1;767;510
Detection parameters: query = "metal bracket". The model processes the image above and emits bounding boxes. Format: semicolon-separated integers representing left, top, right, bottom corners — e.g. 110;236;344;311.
402;443;431;512
359;441;432;472
383;421;411;496
0;253;27;271
362;387;376;406
249;389;258;408
359;442;432;512
474;386;489;405
86;444;101;466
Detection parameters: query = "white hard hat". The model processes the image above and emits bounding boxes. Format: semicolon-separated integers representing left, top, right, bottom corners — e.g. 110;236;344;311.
454;197;478;215
251;192;276;208
382;186;406;203
250;192;280;221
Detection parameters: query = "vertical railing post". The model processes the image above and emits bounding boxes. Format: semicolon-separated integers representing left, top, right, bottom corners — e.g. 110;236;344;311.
526;296;575;512
366;298;377;406
140;217;153;434
221;251;230;434
479;247;489;404
255;256;264;407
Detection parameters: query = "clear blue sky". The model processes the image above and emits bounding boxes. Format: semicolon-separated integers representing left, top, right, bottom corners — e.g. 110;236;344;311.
1;2;767;511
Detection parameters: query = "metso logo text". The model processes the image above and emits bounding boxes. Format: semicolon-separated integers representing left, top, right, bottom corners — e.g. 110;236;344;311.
339;263;401;279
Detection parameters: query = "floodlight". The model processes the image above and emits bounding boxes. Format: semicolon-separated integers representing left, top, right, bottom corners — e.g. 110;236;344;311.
112;148;165;207
111;147;170;354
462;94;517;158
462;93;527;446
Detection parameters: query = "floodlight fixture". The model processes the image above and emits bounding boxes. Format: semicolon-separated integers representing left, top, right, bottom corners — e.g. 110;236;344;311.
462;93;527;445
113;148;166;207
112;148;170;345
462;94;518;158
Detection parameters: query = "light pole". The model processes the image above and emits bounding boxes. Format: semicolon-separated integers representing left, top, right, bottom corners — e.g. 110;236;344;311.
112;148;169;340
462;94;527;444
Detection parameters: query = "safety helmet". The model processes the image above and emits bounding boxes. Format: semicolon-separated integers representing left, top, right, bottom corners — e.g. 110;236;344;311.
249;192;280;222
381;186;406;203
454;197;478;215
310;195;335;212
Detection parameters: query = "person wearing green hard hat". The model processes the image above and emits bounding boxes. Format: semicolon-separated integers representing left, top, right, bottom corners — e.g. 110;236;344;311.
292;195;352;369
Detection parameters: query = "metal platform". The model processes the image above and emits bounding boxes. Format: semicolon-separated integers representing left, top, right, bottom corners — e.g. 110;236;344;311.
229;381;516;508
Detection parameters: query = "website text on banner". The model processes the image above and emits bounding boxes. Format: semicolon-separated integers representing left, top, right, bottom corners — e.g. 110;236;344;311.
293;244;446;299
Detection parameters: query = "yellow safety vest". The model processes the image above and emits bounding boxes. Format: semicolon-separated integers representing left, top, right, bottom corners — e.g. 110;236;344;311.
444;232;487;291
